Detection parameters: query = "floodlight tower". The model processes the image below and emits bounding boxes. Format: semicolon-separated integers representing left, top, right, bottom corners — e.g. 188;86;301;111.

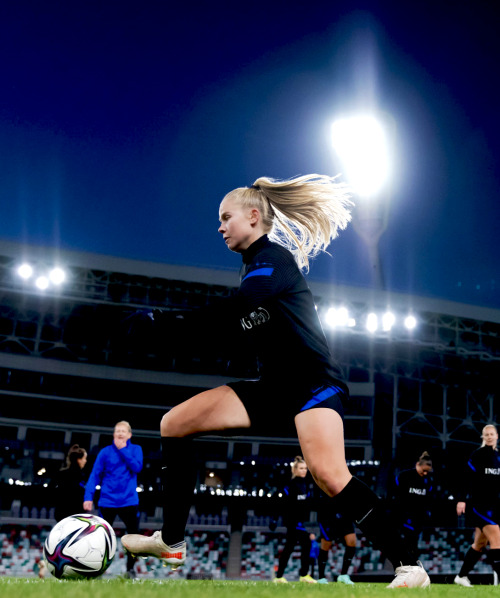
331;114;393;290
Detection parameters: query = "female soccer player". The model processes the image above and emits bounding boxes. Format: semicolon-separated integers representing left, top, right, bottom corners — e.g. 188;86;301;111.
122;174;430;588
394;451;434;561
52;444;88;522
274;456;315;583
454;424;500;587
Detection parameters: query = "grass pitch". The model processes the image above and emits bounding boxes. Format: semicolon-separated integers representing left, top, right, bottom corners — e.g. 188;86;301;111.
0;578;489;598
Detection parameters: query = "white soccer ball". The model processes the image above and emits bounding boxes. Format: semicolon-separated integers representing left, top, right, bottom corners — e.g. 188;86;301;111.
43;513;116;579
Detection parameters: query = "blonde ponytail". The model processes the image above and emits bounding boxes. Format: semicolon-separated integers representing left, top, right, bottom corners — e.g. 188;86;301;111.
225;174;353;272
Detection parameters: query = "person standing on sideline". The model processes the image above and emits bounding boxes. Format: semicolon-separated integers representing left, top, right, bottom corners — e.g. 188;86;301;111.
121;174;430;588
84;421;143;579
393;452;434;561
317;498;357;585
52;444;88;521
274;457;316;583
454;424;500;587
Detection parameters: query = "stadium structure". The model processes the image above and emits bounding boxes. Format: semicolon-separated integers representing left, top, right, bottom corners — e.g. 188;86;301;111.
0;239;499;581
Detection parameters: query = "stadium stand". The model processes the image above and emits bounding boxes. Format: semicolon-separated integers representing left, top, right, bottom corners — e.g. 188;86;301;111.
1;241;500;580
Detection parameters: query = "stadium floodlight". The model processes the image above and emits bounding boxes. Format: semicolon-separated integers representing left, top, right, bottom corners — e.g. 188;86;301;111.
35;276;49;290
366;312;378;332
331;115;390;198
49;267;66;285
324;306;350;328
17;264;33;279
382;311;396;331
404;315;417;330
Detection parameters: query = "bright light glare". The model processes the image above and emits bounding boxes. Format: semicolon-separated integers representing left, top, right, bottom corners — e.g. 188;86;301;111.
325;306;349;328
17;264;33;279
382;311;396;331
366;312;378;332
35;276;49;290
404;315;417;330
332;116;390;197
49;267;66;285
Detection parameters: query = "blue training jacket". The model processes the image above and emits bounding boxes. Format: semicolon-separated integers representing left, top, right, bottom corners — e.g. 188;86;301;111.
84;440;143;508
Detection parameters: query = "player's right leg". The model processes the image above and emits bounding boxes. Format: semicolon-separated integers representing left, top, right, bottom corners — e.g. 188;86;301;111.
295;408;430;588
122;385;251;567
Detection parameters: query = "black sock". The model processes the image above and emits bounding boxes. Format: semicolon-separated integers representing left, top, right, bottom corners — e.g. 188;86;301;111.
341;545;356;575
489;548;500;577
160;436;197;546
318;549;328;579
329;477;417;569
458;546;482;577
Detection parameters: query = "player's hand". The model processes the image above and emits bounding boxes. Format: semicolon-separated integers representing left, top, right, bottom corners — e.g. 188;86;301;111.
456;501;466;516
83;501;93;511
114;438;127;450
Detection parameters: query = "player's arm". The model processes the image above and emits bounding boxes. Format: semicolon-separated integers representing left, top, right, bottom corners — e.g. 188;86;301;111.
456;455;476;514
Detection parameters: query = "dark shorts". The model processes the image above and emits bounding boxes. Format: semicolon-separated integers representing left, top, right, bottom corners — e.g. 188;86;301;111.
467;504;500;529
227;378;348;436
318;511;355;541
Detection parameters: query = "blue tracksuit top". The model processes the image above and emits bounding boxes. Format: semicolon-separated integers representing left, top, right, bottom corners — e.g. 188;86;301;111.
84;440;143;508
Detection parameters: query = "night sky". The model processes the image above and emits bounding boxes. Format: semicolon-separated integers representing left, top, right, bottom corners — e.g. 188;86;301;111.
1;1;499;309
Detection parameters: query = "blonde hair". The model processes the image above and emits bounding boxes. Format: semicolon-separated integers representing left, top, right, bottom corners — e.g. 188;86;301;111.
417;451;432;466
115;420;132;434
291;455;306;478
481;424;498;448
224;174;353;272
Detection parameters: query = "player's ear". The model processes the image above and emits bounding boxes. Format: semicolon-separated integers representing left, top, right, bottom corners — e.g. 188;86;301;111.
248;208;260;225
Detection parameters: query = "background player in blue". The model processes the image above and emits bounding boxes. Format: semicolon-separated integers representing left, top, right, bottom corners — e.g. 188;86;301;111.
122;174;430;588
317;496;357;585
84;421;143;578
454;424;500;587
393;451;433;562
274;457;316;583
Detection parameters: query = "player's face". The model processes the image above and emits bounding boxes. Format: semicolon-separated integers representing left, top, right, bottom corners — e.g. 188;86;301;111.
114;425;132;442
218;197;257;253
416;463;432;477
295;462;308;477
482;426;498;447
78;452;88;468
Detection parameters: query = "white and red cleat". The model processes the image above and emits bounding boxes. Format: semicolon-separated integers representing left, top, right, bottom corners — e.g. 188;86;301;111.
122;531;186;569
387;562;430;588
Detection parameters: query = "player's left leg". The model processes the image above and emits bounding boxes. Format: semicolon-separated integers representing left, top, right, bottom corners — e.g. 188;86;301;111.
455;527;486;586
276;530;298;580
298;529;316;583
122;385;251;567
295;408;430;588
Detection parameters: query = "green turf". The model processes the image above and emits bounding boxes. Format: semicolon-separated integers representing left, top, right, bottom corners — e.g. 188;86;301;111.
0;578;490;598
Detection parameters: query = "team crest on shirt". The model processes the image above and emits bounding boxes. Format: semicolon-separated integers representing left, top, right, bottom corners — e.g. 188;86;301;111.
240;307;270;330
